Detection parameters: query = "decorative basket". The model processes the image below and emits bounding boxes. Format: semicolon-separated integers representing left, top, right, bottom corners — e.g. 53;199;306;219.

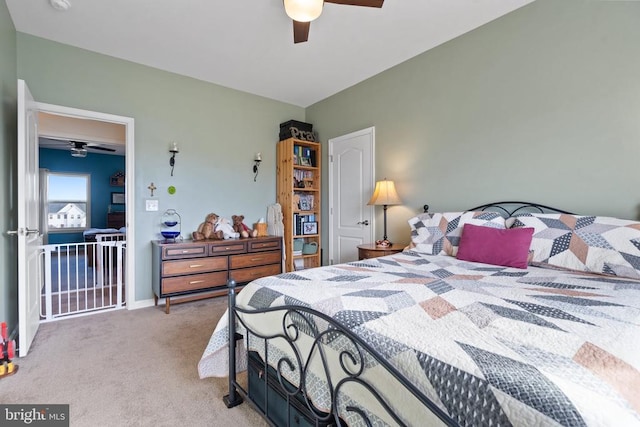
254;223;268;237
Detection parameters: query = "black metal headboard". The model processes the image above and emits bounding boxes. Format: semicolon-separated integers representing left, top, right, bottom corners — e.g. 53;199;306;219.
423;201;574;217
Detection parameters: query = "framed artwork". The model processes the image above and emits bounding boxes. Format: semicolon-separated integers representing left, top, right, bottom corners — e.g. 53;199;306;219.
302;221;318;235
299;197;312;211
111;192;125;205
300;157;312;166
110;171;125;186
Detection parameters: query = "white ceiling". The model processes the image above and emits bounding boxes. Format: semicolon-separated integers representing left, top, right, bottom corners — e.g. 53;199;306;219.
6;0;533;108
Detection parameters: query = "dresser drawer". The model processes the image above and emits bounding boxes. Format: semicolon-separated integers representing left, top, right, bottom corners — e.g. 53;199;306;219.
162;257;228;276
209;241;246;256
163;244;208;259
230;251;282;269
230;264;281;283
161;271;228;295
248;239;281;252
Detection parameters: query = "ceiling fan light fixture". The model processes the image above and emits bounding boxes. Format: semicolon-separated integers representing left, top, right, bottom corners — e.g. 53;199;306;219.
71;147;87;158
284;0;323;23
49;0;72;11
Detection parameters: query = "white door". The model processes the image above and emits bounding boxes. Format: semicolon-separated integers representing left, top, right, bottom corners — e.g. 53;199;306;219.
328;127;375;264
17;79;42;357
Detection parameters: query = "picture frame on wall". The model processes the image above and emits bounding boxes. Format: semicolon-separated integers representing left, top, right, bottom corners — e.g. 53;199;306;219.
111;192;125;205
110;171;126;186
302;221;318;235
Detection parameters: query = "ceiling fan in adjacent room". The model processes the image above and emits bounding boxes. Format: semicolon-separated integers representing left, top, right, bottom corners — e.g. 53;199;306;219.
284;0;384;43
68;141;116;158
40;137;118;158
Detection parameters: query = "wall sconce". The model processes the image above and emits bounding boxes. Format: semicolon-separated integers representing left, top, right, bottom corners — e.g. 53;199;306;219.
169;142;179;176
253;152;262;182
367;178;402;247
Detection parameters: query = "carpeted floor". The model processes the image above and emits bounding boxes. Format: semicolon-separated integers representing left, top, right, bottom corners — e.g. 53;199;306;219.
0;297;267;427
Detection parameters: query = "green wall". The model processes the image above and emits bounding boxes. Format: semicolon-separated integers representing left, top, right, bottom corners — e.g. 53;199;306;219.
16;33;304;302
307;0;640;248
4;0;640;315
0;1;17;333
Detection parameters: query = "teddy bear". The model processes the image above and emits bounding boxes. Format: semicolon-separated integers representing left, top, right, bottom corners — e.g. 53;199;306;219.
192;213;223;241
214;216;239;240
232;215;258;238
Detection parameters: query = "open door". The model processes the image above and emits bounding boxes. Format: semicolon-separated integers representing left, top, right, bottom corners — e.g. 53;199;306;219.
17;79;42;356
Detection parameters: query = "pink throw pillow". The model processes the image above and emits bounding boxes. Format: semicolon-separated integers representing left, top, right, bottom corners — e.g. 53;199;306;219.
456;224;534;269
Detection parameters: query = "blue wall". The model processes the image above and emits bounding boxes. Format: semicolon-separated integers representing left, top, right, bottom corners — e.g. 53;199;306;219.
39;147;125;243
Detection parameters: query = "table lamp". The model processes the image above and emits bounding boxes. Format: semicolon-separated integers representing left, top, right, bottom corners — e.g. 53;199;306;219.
367;179;402;247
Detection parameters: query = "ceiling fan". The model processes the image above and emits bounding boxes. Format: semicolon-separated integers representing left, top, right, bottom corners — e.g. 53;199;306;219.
284;0;384;44
66;140;116;158
69;141;116;158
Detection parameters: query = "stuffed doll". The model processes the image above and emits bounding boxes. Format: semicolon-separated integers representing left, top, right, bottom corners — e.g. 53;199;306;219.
214;216;239;240
192;213;223;241
232;215;258;238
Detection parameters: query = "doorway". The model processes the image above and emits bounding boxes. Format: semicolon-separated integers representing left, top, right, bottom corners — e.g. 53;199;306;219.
35;103;135;315
328;127;375;265
38;113;128;319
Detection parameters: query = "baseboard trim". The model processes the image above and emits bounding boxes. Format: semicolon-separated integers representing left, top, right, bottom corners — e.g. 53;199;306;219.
126;299;156;310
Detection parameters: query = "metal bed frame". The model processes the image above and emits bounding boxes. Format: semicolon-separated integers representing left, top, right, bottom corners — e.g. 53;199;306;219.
223;202;573;426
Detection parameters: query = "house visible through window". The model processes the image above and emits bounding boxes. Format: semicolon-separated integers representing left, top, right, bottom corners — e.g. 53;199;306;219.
46;172;91;232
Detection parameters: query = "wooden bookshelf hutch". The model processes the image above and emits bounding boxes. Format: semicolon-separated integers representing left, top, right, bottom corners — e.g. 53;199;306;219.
276;138;321;272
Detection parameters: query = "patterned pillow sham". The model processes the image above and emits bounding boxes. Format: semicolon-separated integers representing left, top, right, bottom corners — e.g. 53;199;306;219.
506;213;640;279
408;211;506;256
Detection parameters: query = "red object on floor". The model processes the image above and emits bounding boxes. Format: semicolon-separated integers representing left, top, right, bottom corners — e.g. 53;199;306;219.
1;321;18;378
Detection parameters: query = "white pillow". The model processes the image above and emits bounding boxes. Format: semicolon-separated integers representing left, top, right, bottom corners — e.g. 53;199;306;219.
408;211;506;256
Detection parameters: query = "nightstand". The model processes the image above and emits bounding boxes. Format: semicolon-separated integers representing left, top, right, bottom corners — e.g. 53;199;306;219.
357;243;405;260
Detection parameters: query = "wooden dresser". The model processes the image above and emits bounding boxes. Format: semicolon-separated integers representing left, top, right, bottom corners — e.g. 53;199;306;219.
152;236;282;313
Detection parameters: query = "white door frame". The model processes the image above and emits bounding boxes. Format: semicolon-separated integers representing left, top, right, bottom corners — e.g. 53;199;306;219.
35;102;136;310
328;127;375;264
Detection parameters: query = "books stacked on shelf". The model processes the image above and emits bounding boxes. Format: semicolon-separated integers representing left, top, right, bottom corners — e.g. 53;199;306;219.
294;169;314;181
293;145;316;167
293;213;316;236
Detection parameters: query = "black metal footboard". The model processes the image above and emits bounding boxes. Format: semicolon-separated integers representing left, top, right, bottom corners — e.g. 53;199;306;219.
223;279;457;427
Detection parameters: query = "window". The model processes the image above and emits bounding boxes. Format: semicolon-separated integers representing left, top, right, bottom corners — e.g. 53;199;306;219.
46;172;91;232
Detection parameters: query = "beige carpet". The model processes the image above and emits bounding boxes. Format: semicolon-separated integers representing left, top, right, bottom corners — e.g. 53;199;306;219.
0;298;267;427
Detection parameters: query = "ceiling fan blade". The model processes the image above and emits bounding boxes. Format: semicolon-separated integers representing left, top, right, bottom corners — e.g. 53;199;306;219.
70;140;86;149
293;20;310;44
325;0;383;7
87;145;116;152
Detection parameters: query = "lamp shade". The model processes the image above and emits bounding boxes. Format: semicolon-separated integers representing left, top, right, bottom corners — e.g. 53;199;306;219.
367;179;402;206
284;0;323;22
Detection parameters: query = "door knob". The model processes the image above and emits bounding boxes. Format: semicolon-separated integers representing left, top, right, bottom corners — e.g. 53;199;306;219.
6;228;39;236
357;220;369;226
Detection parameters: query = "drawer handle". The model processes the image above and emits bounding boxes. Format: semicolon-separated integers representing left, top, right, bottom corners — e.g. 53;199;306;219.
251;257;263;262
190;264;203;268
182;250;189;253
189;280;205;285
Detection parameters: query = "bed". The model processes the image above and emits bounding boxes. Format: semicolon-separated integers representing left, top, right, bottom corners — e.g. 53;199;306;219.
83;227;126;267
198;202;640;426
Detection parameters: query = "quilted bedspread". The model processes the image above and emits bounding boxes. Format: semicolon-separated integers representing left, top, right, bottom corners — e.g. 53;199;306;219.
198;250;640;426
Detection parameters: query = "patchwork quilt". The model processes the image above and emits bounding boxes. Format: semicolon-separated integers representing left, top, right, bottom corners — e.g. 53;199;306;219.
198;251;640;426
